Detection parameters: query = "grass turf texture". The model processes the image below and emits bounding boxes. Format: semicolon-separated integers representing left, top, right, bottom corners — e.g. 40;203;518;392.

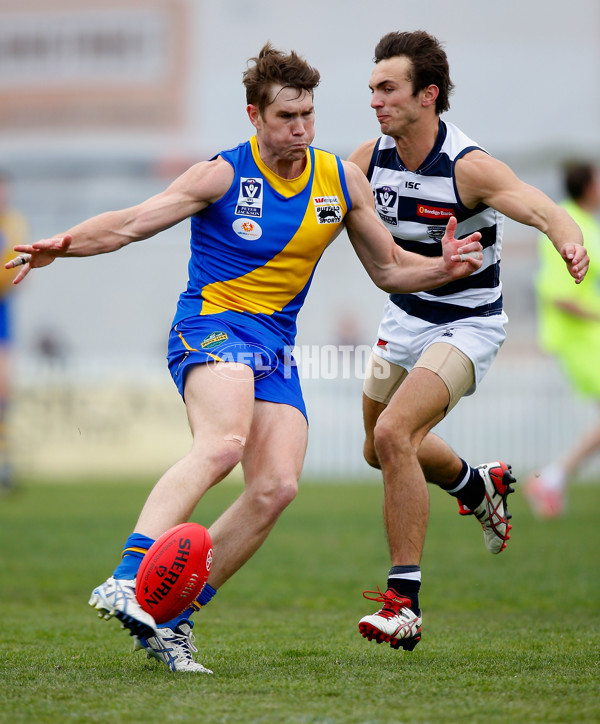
1;478;599;723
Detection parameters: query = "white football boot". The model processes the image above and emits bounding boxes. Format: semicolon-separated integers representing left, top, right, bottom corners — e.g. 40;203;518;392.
134;619;213;673
358;588;422;651
457;461;516;554
472;461;516;554
89;576;157;639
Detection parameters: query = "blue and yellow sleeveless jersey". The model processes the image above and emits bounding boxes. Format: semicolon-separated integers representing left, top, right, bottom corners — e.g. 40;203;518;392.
172;136;351;346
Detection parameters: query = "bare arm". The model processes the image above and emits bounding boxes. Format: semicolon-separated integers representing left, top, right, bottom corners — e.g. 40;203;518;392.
456;151;588;283
342;161;483;293
347;139;378;175
552;298;600;322
7;157;235;284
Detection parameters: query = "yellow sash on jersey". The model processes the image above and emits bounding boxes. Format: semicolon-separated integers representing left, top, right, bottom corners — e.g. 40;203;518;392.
200;138;347;317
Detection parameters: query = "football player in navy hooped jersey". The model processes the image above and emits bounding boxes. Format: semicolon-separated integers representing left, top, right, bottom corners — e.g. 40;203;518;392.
7;43;483;672
350;30;589;652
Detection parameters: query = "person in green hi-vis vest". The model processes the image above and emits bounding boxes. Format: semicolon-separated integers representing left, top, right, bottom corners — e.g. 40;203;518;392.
526;162;600;517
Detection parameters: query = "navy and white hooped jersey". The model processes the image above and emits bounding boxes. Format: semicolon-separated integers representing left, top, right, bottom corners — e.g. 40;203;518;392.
172;136;351;345
367;120;504;324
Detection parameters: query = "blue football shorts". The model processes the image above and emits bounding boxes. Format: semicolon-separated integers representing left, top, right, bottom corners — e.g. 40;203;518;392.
167;316;307;421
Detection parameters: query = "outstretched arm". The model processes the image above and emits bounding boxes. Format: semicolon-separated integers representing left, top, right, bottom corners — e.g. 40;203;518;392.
342;161;482;293
456;151;589;283
6;157;235;284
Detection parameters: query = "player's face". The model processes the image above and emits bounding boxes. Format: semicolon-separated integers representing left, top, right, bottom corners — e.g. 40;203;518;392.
249;85;315;164
369;56;424;136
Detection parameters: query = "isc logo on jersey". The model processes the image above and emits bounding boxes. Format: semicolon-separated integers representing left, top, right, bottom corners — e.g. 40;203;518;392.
313;196;342;224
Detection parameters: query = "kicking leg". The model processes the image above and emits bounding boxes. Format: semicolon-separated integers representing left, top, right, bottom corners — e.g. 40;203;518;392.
207;400;308;589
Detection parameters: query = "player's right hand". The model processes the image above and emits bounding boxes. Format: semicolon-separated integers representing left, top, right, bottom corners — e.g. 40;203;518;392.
6;234;72;284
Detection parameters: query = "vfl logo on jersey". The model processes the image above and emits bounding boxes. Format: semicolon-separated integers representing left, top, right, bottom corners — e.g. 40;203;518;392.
426;225;446;241
314;196;342;224
235;177;263;217
232;218;263;240
417;204;454;220
374;185;399;226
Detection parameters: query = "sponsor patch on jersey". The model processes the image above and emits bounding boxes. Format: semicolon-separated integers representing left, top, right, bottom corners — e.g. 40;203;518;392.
314;196;342;224
235;177;263;217
201;331;228;349
232;218;263;240
416;204;454;220
374;185;399;226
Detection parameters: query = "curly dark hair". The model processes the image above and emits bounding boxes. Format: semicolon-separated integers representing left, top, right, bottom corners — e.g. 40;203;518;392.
374;31;454;114
242;43;321;115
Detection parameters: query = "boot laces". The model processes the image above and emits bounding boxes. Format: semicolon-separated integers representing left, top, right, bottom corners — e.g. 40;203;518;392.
362;587;412;620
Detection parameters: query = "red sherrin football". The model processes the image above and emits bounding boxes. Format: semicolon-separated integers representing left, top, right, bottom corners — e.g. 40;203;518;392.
135;522;213;624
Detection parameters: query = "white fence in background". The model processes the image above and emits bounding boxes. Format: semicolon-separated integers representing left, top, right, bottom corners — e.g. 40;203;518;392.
302;353;600;480
13;352;600;482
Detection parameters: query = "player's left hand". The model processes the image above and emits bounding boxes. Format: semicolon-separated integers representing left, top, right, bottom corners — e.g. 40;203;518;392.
561;242;589;284
443;216;483;277
5;234;72;284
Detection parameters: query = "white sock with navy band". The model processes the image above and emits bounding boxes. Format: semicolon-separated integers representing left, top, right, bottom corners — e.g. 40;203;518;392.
387;565;421;615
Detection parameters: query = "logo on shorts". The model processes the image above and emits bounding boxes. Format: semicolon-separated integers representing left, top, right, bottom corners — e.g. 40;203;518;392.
314;196;342;224
201;331;228;349
235;177;263;217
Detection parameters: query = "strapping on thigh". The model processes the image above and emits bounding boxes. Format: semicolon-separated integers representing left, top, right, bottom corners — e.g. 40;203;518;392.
414;343;474;412
363;352;408;405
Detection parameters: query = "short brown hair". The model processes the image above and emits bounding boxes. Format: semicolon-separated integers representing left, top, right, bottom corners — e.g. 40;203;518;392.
562;162;596;202
374;31;454;114
242;43;321;115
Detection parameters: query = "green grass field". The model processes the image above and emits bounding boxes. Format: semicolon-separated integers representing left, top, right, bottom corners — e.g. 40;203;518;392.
1;477;599;723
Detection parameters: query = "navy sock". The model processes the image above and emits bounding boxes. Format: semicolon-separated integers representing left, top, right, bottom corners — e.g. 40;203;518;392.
387;565;421;615
112;533;155;580
446;459;485;510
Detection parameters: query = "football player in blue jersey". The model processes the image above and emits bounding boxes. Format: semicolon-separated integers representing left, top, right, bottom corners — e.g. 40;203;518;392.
7;43;483;671
350;30;589;652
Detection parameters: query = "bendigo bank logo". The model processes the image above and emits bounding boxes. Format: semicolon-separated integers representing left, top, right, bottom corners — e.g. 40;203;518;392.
417;204;454;220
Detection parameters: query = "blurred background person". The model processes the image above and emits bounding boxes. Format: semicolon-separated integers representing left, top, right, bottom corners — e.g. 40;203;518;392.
0;171;28;490
525;162;600;517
